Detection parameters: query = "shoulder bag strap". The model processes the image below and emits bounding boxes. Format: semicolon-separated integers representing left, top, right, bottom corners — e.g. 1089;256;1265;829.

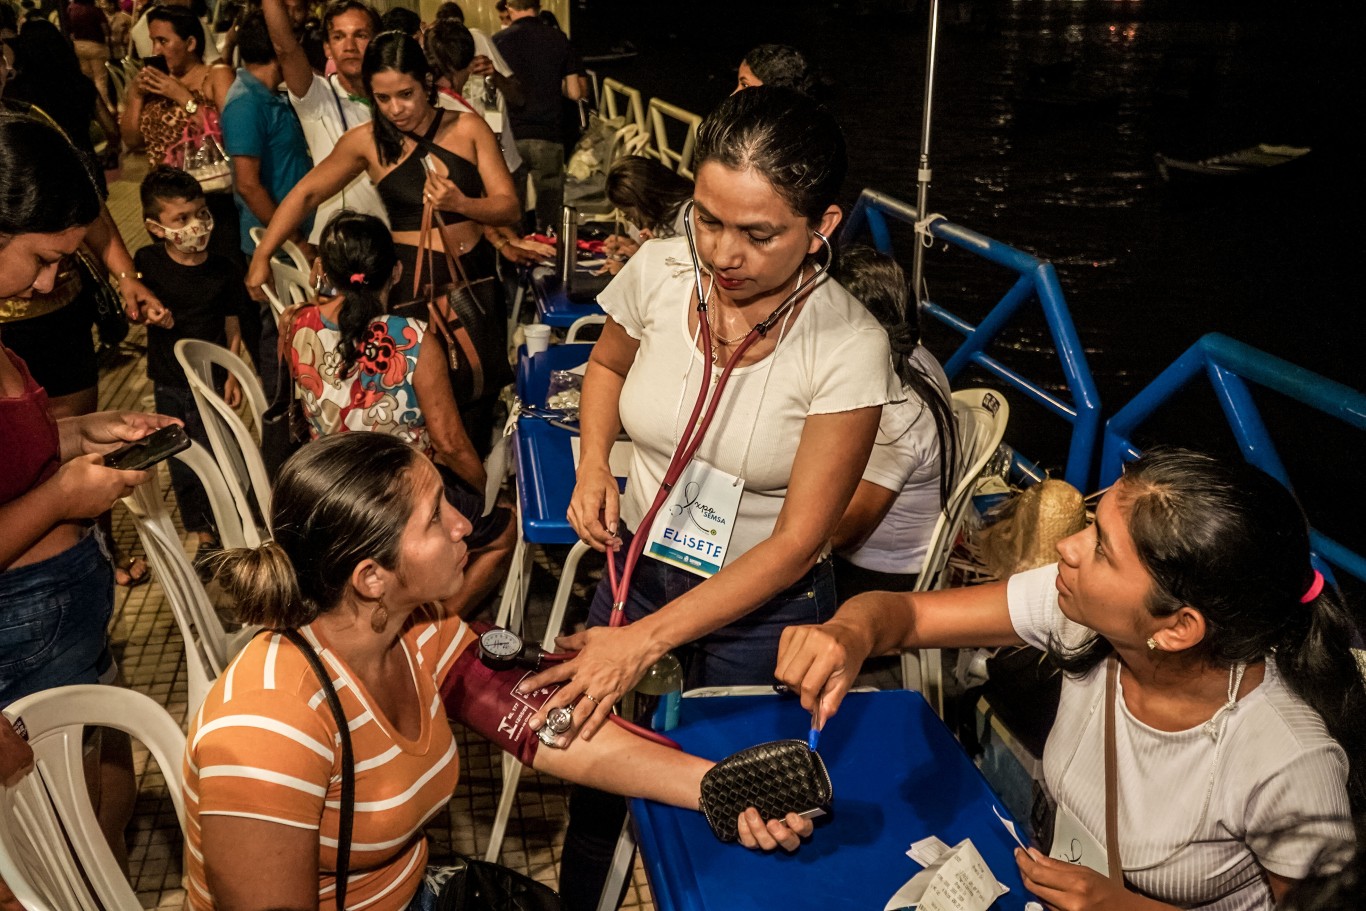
281;628;354;911
1103;654;1122;884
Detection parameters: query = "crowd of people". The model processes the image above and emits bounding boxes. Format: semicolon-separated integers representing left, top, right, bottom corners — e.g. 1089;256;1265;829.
1;2;1363;911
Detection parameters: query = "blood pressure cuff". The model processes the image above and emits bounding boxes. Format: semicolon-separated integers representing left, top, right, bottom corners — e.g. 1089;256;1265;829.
699;739;834;842
439;622;563;766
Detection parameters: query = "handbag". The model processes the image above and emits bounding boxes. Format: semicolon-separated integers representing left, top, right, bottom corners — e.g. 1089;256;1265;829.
429;854;562;911
391;197;510;406
73;247;129;349
697;739;833;843
165;105;233;194
281;628;564;911
260;324;309;480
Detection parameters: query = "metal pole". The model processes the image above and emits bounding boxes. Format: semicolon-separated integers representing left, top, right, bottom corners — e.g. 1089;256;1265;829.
911;0;942;309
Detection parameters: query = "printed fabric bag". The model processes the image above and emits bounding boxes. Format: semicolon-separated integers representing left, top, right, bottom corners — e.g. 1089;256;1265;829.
165;106;232;194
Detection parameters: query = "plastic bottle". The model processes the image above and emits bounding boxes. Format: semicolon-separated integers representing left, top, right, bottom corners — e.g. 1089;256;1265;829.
622;652;682;733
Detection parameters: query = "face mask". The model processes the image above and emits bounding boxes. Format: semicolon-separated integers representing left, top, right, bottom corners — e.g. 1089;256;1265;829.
147;213;214;254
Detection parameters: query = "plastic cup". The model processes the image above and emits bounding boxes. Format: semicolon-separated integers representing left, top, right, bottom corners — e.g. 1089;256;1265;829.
524;323;552;356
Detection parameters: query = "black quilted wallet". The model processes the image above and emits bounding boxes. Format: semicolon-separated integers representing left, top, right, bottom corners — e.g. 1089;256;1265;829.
697;739;833;842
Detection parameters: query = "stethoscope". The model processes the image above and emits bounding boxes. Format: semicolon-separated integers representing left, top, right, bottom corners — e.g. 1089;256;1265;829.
602;200;834;626
481;204;833;749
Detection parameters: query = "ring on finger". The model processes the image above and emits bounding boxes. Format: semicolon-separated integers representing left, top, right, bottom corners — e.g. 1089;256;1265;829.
582;694;599;706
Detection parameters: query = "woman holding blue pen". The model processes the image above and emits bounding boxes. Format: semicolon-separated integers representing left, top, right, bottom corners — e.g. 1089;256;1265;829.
776;449;1363;911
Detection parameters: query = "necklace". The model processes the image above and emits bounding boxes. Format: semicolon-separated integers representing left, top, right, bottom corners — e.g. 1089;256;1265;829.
705;266;807;366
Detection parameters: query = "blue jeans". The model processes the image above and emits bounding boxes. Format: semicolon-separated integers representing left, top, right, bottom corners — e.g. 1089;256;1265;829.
586;527;836;688
0;531;114;708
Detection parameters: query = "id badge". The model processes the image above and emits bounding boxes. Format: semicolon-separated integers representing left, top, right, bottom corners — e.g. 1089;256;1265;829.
644;459;742;578
1050;800;1109;877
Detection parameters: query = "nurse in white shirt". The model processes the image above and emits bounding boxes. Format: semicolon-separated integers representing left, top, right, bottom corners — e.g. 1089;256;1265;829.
828;244;955;600
775;447;1362;905
522;87;902;724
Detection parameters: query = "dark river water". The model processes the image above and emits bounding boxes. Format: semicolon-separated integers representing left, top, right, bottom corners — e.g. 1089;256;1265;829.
575;0;1365;562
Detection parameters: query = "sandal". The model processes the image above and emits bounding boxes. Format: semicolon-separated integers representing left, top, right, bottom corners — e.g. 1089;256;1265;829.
115;555;151;588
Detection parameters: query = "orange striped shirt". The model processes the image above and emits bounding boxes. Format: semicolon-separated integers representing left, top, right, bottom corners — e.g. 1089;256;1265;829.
183;606;475;910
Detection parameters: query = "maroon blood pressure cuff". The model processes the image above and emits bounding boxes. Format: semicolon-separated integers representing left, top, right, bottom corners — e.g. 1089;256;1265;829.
439;622;563;766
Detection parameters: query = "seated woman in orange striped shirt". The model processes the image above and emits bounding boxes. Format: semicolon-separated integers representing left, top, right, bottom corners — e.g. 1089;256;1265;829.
185;433;811;911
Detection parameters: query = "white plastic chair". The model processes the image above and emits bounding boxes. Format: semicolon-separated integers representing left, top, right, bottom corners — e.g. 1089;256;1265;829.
646;97;702;179
0;686;187;911
174;339;272;545
269;258;312;308
904;388;1011;711
102;61;130;109
122;468;258;712
484;441;630;862
172;440;252;551
260;281;288;320
247;226;312;273
566;314;606;343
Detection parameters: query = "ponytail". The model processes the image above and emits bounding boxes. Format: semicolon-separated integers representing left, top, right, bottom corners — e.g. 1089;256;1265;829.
318;211;399;377
1278;584;1366;814
211;541;317;629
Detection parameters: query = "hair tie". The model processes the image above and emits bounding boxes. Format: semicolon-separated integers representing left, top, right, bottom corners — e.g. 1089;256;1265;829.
1300;569;1325;604
350;272;366;285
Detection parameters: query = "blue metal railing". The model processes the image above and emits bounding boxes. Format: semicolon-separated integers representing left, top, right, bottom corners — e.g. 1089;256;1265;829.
842;189;1101;490
1101;333;1366;583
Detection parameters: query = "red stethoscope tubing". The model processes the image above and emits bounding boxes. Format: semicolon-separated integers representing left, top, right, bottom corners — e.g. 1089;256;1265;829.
588;206;828;749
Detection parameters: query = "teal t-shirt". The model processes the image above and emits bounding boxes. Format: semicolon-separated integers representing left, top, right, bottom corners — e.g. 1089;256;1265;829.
220;68;314;252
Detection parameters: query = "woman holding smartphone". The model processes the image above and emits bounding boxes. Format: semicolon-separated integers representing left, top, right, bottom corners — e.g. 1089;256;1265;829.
0;115;179;901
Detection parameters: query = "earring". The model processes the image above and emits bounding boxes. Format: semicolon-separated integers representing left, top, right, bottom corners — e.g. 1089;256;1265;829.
371;600;389;634
1146;637;1158;651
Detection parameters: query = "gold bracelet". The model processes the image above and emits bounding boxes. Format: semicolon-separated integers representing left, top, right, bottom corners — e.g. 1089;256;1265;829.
493;238;508;251
116;271;142;282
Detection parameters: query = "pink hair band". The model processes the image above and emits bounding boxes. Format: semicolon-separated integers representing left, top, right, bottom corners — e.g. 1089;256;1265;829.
350;272;366;284
1300;569;1325;604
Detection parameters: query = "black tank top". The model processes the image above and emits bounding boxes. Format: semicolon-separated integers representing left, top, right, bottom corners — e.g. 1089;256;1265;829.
376;111;484;232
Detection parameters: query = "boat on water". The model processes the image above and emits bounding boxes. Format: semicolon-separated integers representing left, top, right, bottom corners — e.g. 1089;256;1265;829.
1154;143;1312;184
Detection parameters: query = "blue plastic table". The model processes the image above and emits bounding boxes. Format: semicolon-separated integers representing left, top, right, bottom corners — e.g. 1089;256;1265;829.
530;265;607;328
630;691;1029;911
514;343;596;545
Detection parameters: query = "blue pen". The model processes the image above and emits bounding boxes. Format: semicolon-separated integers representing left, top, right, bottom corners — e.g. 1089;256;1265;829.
807;707;821;752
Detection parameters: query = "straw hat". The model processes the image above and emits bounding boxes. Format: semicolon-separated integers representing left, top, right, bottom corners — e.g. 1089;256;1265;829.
977;479;1087;579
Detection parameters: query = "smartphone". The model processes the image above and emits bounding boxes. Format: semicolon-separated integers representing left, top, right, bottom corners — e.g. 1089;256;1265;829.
103;425;191;472
421;154;437;174
142;54;169;74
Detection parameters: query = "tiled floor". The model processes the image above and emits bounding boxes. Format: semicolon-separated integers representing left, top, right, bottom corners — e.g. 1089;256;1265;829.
95;155;660;910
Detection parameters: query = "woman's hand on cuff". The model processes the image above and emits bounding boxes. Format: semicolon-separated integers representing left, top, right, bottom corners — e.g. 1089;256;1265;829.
519;625;665;743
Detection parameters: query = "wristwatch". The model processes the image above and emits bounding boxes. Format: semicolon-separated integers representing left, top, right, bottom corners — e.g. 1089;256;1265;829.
184;97;199;115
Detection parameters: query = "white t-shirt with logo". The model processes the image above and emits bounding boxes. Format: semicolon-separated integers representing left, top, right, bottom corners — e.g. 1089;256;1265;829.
600;235;902;563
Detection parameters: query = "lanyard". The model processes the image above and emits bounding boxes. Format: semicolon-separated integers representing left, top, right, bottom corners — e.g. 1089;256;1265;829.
605;201;833;625
330;77;349;131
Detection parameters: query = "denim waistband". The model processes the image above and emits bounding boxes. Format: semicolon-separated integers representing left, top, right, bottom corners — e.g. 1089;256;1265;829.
0;528;106;595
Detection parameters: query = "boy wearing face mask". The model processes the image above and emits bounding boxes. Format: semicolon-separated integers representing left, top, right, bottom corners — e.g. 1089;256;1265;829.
135;166;245;573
